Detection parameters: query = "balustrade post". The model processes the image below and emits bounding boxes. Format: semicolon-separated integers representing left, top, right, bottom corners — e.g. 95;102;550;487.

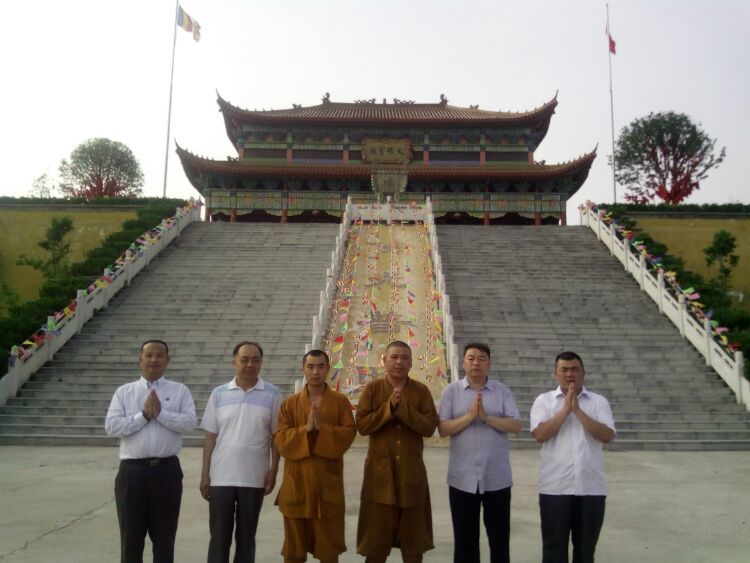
657;269;665;313
677;294;687;336
703;318;713;366
638;254;646;290
144;242;153;267
46;316;56;363
609;225;615;255
75;290;88;334
125;250;136;286
735;351;745;405
622;243;630;272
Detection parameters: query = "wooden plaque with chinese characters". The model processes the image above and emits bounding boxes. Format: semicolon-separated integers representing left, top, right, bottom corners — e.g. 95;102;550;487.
362;139;412;165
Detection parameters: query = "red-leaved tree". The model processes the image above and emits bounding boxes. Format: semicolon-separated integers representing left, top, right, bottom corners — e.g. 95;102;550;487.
611;112;725;204
59;138;144;199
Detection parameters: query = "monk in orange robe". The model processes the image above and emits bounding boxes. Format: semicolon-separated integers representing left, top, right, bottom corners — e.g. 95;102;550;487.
274;349;356;563
356;341;438;563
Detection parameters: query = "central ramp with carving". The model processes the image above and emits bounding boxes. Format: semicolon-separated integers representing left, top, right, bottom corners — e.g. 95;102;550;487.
323;218;448;401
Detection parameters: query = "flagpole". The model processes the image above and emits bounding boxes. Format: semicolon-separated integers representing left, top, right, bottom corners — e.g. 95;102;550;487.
607;3;617;203
162;1;180;198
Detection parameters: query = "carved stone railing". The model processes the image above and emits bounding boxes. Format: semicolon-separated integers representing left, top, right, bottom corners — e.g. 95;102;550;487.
0;201;203;406
580;204;748;410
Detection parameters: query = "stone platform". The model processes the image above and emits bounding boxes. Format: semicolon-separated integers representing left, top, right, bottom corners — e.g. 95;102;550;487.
0;446;748;562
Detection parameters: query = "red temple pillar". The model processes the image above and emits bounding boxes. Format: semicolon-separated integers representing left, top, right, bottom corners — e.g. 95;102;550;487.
280;209;288;223
560;212;567;226
480;149;486;166
534;212;541;226
230;208;237;223
343;147;349;162
483;211;490;225
286;148;293;161
528;151;534;164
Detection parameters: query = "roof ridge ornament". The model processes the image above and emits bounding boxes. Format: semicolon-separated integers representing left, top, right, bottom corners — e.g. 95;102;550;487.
393;98;415;105
354;98;377;104
439;93;449;107
322;92;331;105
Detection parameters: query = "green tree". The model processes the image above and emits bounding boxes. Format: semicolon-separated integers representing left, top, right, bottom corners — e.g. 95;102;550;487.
704;229;739;292
16;216;75;281
0;272;20;316
612;112;725;204
28;172;56;198
59;138;144;199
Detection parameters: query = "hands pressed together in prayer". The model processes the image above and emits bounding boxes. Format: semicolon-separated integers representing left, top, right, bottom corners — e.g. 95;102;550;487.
389;388;401;412
306;402;321;432
468;392;488;423
562;385;581;417
142;389;161;421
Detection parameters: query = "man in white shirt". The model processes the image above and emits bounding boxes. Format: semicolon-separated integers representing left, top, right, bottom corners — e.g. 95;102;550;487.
200;341;281;563
530;351;616;563
105;339;197;563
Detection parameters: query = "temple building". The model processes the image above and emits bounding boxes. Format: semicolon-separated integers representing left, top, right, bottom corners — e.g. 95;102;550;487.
177;92;595;224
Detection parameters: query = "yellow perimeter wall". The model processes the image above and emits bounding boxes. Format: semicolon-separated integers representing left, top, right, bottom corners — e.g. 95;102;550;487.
634;216;750;307
0;207;137;301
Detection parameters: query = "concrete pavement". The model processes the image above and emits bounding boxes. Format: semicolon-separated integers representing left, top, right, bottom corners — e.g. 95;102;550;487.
0;445;748;562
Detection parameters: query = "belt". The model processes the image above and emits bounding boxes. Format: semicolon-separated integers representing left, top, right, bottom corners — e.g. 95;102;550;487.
121;455;178;468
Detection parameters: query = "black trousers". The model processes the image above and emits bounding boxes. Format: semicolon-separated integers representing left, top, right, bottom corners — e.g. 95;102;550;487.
114;456;183;563
448;485;511;563
539;494;606;563
207;486;265;563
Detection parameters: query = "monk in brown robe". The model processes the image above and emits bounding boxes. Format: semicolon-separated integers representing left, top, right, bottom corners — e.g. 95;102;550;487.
275;349;356;563
356;340;439;563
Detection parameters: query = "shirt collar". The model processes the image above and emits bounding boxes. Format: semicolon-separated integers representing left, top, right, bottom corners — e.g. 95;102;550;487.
304;383;329;397
460;376;491;391
229;377;264;391
554;385;589;397
140;375;165;389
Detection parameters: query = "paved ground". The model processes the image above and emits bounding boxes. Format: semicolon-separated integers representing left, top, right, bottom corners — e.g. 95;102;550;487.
0;445;748;562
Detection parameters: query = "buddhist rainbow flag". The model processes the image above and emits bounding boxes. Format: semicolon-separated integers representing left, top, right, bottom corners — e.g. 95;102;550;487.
176;4;201;42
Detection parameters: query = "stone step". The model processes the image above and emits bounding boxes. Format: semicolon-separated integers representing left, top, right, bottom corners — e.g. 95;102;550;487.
436;224;750;451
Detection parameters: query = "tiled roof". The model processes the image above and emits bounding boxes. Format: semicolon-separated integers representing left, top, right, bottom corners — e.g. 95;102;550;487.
217;93;558;126
176;144;595;186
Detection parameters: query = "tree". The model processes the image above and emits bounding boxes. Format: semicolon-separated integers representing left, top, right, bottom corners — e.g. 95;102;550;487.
612;112;725;204
28;172;57;198
16;216;75;280
0;272;19;316
704;229;739;292
59;138;144;199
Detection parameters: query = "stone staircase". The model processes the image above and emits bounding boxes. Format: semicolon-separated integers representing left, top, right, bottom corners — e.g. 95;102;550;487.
0;222;338;445
437;225;750;451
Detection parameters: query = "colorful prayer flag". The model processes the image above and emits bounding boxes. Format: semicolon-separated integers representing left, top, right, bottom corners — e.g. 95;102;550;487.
177;4;201;42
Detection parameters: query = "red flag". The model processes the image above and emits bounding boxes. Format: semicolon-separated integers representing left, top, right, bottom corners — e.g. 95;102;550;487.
606;24;616;54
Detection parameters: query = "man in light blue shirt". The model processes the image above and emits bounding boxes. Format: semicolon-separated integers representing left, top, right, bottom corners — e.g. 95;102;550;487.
438;342;521;563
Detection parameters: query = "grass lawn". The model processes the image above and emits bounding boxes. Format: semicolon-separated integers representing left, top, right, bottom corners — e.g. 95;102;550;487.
0;209;137;301
634;216;750;312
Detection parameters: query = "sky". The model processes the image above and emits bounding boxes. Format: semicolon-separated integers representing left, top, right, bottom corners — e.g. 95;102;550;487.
2;1;747;224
